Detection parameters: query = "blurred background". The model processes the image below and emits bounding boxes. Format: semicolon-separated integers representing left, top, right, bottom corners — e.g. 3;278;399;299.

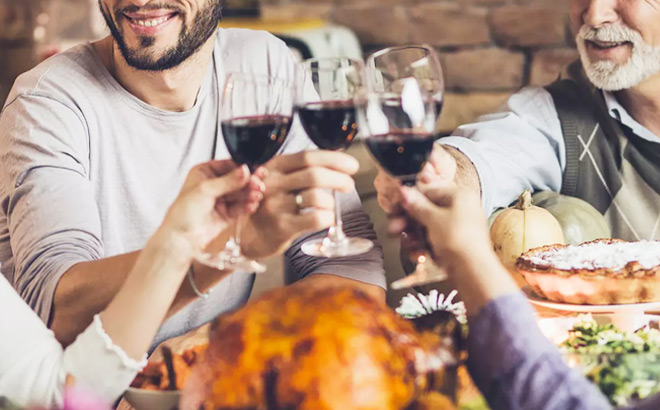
0;0;578;306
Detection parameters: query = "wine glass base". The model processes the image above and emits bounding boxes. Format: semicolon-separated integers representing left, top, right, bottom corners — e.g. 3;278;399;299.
301;237;374;258
390;264;448;290
196;251;267;274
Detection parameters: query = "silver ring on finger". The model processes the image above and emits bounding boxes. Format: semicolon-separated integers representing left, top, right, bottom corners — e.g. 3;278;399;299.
295;193;304;213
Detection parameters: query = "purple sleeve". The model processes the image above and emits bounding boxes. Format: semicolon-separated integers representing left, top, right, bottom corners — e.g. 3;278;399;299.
467;292;612;410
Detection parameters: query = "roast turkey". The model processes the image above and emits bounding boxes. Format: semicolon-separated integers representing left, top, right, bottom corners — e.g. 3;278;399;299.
181;283;460;410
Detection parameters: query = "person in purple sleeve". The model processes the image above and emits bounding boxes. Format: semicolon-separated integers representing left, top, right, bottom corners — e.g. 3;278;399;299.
395;183;660;410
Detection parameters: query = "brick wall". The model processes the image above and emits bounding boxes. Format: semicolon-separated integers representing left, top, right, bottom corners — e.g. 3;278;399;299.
261;0;579;132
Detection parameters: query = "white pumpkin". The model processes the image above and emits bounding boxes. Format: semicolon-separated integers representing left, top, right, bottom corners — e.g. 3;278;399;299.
489;190;565;285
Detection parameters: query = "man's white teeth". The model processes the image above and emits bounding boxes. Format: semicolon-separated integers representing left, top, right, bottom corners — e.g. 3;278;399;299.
134;16;169;27
591;40;625;49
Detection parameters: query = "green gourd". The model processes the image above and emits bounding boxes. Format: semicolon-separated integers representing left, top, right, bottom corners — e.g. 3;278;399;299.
531;191;611;245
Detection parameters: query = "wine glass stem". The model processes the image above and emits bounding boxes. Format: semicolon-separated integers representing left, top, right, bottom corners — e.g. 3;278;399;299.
227;215;245;259
326;190;347;245
403;181;433;266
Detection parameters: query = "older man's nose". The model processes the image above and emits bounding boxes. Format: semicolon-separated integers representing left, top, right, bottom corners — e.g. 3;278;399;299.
583;0;620;28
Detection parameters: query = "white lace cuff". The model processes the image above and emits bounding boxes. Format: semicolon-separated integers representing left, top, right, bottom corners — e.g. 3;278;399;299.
91;314;148;370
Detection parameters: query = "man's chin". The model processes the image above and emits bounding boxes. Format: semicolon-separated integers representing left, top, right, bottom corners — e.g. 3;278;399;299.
579;43;626;70
117;47;165;71
578;46;631;90
582;62;649;91
582;57;660;91
578;38;660;91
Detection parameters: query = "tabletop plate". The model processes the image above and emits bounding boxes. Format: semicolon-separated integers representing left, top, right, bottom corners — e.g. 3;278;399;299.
523;286;660;313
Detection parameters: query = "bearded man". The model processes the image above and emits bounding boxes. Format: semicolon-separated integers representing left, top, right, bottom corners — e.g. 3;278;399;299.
0;0;385;347
377;0;660;243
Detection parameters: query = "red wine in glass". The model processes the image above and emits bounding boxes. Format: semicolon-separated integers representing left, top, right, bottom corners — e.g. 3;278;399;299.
222;115;292;171
297;101;358;150
365;131;437;186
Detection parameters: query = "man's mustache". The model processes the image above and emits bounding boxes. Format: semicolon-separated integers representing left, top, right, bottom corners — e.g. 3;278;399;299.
577;23;639;44
115;2;184;15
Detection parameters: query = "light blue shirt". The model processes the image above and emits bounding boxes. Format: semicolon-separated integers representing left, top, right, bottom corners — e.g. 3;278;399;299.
442;87;660;215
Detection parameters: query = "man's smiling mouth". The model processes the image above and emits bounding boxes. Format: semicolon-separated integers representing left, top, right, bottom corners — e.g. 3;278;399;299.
124;11;179;28
587;40;632;50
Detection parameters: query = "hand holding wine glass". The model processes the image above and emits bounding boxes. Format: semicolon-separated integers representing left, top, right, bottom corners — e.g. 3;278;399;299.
358;77;448;289
374;144;457;216
369;44;449;218
236;149;359;261
196;73;294;274
295;57;374;258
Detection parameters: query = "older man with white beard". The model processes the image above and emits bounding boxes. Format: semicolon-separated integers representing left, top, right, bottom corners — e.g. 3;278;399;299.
375;0;660;243
373;1;660;409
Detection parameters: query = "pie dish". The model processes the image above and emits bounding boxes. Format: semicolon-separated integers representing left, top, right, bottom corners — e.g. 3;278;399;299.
516;239;660;305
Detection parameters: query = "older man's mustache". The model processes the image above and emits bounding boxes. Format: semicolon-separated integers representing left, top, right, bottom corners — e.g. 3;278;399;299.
577;23;641;45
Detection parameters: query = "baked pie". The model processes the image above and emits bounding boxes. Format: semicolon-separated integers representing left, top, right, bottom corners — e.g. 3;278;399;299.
517;239;660;305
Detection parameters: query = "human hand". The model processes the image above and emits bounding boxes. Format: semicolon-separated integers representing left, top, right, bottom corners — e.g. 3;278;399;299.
397;184;492;271
155;160;266;258
240;150;359;259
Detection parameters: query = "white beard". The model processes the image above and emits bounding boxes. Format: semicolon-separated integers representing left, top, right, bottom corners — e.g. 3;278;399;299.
576;23;660;91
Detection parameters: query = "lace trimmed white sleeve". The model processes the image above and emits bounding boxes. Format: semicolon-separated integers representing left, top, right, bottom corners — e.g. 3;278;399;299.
0;275;146;408
60;314;148;403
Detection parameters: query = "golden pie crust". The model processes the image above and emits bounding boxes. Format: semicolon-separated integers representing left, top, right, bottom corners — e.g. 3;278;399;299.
516;239;660;305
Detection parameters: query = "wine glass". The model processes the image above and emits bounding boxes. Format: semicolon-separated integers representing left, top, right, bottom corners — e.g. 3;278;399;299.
357;78;448;289
367;45;447;289
366;45;444;119
196;73;294;273
295;57;374;257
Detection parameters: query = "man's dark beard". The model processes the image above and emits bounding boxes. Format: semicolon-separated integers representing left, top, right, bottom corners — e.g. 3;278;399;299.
99;0;223;71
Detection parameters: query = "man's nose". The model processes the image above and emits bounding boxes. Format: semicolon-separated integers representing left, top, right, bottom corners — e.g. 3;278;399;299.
582;0;620;28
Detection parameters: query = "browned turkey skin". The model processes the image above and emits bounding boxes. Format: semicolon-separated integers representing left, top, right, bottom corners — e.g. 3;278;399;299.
181;283;459;410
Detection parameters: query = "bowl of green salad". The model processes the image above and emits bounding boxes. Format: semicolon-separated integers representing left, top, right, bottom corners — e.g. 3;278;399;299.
553;315;660;407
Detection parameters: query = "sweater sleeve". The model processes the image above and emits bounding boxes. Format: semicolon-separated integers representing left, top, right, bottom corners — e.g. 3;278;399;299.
467;292;612;410
0;94;104;324
0;276;145;408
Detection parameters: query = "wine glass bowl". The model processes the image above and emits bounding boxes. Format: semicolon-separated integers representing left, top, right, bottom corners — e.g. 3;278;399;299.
295;57;374;258
220;74;294;171
221;115;292;171
297;58;363;151
297;102;357;150
359;80;438;186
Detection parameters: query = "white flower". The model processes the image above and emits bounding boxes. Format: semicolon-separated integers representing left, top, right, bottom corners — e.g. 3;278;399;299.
396;290;467;324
